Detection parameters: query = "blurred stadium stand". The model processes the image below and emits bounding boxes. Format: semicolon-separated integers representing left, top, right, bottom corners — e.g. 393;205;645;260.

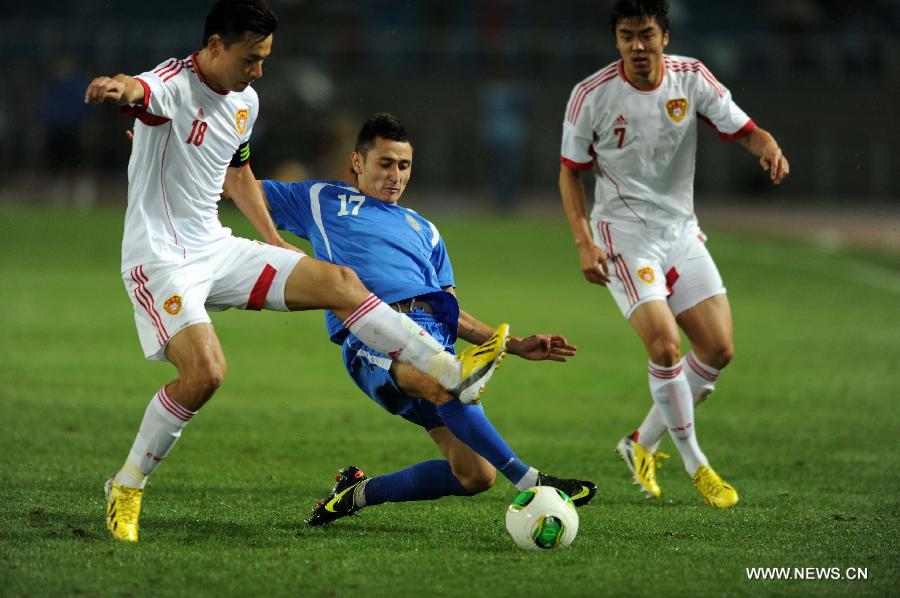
1;0;898;208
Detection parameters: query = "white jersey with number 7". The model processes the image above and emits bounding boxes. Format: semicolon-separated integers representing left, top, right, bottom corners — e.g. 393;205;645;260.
561;54;754;228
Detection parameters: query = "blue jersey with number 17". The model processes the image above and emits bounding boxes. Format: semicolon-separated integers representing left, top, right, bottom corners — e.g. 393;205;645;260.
262;179;459;345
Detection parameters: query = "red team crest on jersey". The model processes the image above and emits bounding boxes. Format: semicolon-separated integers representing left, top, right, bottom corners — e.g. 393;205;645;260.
163;295;183;315
637;267;655;284
235;109;249;135
666;99;688;123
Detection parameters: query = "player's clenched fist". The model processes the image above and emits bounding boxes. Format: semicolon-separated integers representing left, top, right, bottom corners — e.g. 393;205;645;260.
84;75;144;105
84;76;125;104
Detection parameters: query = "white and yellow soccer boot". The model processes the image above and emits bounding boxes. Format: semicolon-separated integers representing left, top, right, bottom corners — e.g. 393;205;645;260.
616;435;667;499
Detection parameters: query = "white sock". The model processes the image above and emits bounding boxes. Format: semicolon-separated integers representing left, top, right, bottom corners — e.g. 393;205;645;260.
343;294;460;388
514;467;540;491
115;386;195;489
635;351;721;452
353;479;369;509
647;361;707;475
684;351;720;406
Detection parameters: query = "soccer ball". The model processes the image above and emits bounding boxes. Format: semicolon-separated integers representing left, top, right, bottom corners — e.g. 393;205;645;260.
505;486;579;550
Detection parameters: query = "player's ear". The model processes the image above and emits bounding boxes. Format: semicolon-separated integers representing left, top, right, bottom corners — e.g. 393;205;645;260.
208;34;222;57
351;151;363;175
661;30;669;48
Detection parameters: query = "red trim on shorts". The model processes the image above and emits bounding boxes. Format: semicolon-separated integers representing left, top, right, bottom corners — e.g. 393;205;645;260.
246;264;277;311
665;267;680;296
616;255;641;306
131;266;169;346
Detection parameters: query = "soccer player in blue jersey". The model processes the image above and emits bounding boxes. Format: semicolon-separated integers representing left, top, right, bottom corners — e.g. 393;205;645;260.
259;113;597;525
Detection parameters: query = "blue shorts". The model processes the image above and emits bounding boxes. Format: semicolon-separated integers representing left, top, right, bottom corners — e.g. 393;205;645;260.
342;310;455;431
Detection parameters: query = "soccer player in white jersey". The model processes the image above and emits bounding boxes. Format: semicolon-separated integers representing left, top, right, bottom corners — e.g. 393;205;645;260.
558;0;789;508
84;0;507;543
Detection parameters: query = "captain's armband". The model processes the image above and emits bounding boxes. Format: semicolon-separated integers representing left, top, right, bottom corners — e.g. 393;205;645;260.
230;141;251;168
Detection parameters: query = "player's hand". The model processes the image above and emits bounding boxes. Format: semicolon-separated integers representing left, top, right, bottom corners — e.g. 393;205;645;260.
508;334;576;362
270;237;305;254
578;241;610;286
84;76;127;104
760;144;789;185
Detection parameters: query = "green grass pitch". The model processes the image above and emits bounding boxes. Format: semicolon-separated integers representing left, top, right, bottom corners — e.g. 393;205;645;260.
1;203;898;596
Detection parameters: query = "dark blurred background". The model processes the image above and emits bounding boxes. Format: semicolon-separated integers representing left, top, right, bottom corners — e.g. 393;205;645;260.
1;0;898;215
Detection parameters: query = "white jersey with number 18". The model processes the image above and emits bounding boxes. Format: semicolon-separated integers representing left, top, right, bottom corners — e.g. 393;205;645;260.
121;53;258;271
561;55;754;228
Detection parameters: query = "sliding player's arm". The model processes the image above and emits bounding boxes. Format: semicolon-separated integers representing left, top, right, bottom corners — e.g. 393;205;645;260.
448;288;576;362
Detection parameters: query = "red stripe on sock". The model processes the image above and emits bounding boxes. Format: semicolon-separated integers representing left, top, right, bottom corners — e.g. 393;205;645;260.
649;363;683;379
686;353;718;382
344;294;381;329
156;387;194;422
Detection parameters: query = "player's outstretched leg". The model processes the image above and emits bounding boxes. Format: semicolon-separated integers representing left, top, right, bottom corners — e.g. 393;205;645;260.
615;433;668;499
535;472;597;507
450;323;509;404
306;466;369;526
285;259;509;402
306;461;480;526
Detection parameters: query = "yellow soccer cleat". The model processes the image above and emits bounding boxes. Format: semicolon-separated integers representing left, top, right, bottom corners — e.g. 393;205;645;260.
692;464;739;509
105;477;144;542
452;323;509;404
616;435;663;498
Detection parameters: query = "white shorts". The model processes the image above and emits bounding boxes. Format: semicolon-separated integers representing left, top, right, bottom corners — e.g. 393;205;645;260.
122;237;305;361
592;217;726;320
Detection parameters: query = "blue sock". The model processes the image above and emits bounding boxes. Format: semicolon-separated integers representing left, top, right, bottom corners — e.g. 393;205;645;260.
364;460;471;505
435;399;530;485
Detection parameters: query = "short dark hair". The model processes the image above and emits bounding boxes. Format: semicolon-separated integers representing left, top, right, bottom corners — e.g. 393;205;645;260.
355;113;413;156
610;0;669;35
203;0;278;47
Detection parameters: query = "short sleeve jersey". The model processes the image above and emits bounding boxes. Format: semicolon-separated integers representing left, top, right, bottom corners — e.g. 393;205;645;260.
561;55;754;227
262;179;459;344
121;53;258;270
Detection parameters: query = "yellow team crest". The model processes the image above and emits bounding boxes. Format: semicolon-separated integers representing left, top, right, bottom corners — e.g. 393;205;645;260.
163;295;183;315
235;108;249;135
637;267;655;284
666;98;688;123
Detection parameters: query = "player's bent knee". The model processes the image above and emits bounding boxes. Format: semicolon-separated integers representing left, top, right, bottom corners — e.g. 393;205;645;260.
711;345;734;369
649;338;681;366
327;264;368;308
183;359;226;400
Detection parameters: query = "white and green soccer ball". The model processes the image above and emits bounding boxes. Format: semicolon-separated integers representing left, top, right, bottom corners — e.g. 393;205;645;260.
505;486;579;550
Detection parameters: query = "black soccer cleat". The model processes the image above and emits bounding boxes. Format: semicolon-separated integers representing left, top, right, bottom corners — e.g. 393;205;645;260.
305;465;368;526
536;472;597;507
